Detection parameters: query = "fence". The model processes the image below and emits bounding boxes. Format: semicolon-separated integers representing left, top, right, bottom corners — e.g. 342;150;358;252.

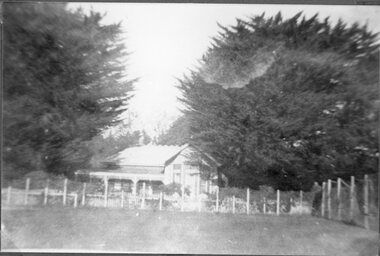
2;177;314;216
2;174;377;231
318;174;378;231
1;178;79;207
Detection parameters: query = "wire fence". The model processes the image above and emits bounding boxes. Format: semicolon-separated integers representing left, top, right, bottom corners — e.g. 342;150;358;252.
2;173;377;231
1;176;314;216
316;174;378;231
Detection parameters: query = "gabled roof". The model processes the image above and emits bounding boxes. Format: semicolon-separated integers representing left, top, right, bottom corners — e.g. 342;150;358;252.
104;144;221;169
105;144;188;167
164;144;221;167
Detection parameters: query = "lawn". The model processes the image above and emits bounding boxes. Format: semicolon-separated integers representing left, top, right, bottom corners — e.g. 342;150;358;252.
1;206;379;255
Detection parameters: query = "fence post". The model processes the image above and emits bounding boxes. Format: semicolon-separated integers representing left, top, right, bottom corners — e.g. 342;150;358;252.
82;183;86;206
246;188;250;215
43;179;49;206
103;177;108;208
364;174;369;230
7;186;12;204
127;192;131;209
350;176;355;220
197;174;201;198
181;184;184;212
44;187;48;205
132;179;137;197
63;178;68;206
73;193;78;208
141;182;146;209
300;190;303;211
276;189;280;216
321;182;326;217
337;178;342;221
159;192;163;211
263;197;266;214
24;178;30;205
216;187;220;212
327;179;332;219
121;190;124;208
232;195;236;214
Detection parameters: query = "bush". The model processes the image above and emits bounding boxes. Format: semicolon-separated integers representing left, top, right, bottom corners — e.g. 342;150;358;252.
159;183;190;196
219;187;246;199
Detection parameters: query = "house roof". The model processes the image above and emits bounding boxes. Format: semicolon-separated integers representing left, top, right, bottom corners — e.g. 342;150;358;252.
105;144;188;167
164;144;221;167
77;144;222;179
76;166;164;175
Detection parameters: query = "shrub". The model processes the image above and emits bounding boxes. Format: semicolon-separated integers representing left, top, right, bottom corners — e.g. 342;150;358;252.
159;183;190;196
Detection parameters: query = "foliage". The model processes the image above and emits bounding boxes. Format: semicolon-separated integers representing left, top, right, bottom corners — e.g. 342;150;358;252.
159;183;191;196
176;12;379;190
88;131;140;167
156;115;191;146
141;130;152;145
5;170;83;191
3;3;134;180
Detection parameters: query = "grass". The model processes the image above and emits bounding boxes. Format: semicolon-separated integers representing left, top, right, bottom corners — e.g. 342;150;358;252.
1;206;379;255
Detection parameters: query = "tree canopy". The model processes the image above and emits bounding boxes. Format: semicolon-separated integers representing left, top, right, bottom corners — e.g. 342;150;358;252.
3;3;134;179
157;115;191;146
88;131;141;168
163;12;379;190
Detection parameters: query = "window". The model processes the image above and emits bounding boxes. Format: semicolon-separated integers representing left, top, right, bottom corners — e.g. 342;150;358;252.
122;182;132;192
114;181;121;191
173;164;182;170
185;164;198;170
200;179;207;193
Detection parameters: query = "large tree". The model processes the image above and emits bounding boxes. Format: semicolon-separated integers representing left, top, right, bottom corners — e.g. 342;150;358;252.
176;12;379;190
88;131;141;168
157;115;191;146
3;3;134;179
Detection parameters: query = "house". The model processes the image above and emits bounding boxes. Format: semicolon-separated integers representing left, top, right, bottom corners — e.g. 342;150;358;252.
75;144;227;198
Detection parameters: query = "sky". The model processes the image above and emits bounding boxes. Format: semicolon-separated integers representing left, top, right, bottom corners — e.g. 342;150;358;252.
68;3;380;138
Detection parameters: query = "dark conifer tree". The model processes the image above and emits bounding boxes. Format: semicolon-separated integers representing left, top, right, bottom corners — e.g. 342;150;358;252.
3;3;134;179
175;12;378;190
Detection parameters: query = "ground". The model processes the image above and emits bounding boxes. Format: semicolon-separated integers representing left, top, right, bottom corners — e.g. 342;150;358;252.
1;207;379;255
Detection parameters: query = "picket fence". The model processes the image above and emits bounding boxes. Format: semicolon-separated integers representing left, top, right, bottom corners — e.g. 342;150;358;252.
1;178;313;215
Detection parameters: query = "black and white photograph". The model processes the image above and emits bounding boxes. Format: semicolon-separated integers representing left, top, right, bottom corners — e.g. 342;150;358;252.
1;2;379;255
